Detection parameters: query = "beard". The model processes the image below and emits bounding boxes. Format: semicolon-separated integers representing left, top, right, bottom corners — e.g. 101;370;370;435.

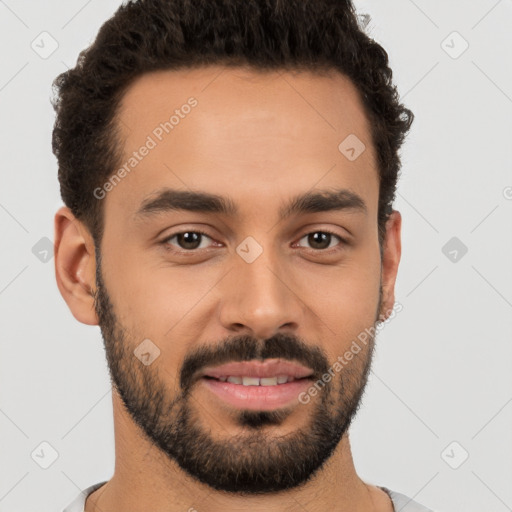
93;247;381;494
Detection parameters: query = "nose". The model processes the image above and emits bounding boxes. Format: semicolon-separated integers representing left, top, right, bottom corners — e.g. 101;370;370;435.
217;243;304;341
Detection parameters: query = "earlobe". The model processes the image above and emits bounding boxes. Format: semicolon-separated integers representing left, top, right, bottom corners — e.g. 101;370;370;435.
379;210;402;321
54;206;99;326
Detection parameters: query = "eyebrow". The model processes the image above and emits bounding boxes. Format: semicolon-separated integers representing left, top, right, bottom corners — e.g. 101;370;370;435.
134;187;367;221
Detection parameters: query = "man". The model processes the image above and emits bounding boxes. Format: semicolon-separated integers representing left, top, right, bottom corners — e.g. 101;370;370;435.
53;0;432;510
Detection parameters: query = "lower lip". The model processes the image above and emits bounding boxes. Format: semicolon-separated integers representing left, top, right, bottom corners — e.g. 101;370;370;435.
201;377;312;410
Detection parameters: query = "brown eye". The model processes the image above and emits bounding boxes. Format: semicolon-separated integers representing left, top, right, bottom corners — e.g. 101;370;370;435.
162;230;214;251
297;231;345;251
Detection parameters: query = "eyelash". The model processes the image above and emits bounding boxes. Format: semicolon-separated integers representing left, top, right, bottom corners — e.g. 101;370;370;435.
160;229;349;255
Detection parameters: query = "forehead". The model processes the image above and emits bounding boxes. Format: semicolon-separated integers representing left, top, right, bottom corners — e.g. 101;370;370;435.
107;65;378;222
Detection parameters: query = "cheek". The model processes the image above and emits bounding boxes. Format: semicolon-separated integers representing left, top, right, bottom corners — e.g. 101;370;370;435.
299;247;381;348
100;246;218;368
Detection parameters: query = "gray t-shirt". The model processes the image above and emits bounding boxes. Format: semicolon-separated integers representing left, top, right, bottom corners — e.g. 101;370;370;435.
62;481;435;511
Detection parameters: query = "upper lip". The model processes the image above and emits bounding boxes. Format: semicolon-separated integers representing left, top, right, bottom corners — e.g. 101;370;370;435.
201;358;314;380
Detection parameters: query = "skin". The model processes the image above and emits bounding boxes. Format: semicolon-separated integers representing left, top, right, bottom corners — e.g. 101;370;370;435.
54;65;401;512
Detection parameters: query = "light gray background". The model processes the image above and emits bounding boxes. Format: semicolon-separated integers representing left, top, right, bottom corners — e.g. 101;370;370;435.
1;1;511;511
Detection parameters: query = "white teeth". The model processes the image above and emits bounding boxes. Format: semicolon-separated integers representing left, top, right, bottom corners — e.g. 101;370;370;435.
219;375;297;385
260;377;278;386
242;376;260;386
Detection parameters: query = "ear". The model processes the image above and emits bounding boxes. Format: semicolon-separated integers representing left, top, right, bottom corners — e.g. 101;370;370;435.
379;210;402;321
54;206;99;325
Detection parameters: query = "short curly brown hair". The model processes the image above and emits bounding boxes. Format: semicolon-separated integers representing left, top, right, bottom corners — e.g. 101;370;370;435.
51;0;414;250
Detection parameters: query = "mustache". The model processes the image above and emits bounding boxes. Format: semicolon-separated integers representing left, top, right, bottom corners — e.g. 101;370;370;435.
180;332;330;391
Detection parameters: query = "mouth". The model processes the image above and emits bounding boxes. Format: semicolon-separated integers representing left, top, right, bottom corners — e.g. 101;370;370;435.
202;375;308;385
198;359;315;410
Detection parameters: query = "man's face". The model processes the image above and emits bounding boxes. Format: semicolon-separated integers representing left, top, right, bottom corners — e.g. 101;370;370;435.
92;66;396;493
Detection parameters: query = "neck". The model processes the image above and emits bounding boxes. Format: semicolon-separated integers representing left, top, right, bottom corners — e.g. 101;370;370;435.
85;392;391;512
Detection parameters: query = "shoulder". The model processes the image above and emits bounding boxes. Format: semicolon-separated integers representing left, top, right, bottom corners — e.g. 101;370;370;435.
62;481;108;512
379;486;436;512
